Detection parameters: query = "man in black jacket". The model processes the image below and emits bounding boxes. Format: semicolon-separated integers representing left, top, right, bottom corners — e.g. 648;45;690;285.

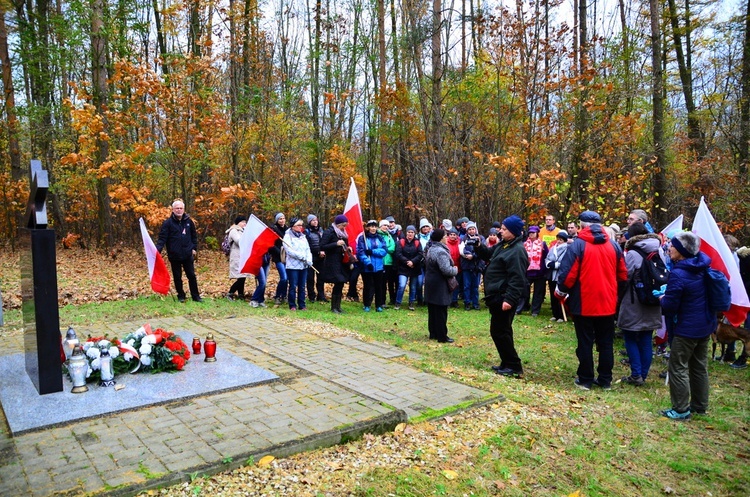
156;199;202;302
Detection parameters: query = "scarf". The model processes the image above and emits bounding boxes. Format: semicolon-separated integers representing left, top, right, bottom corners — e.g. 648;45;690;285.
524;238;544;271
332;223;348;240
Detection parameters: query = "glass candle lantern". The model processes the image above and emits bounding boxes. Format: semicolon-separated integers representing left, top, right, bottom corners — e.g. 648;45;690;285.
192;337;202;355
99;349;116;387
204;334;217;362
68;345;89;393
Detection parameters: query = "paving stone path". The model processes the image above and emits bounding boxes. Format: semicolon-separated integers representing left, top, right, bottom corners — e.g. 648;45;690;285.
0;316;497;496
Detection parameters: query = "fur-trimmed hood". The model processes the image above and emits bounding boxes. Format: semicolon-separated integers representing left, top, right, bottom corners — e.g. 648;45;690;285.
624;233;661;251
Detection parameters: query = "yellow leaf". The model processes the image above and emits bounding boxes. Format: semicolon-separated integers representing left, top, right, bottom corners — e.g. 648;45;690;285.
442;469;458;480
568;491;583;497
394;423;407;432
257;455;275;467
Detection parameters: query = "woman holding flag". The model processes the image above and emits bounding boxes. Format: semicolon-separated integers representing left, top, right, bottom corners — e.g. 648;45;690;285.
321;215;355;314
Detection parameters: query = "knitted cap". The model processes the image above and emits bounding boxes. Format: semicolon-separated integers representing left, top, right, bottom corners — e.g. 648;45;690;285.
502;215;524;238
334;214;348;225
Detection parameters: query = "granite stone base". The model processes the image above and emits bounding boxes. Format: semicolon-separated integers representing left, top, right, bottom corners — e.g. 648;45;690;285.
0;333;278;435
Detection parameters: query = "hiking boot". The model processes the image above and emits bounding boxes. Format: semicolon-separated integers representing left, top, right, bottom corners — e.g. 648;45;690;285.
621;375;645;386
593;378;611;390
661;408;691;421
574;379;591;391
494;367;523;378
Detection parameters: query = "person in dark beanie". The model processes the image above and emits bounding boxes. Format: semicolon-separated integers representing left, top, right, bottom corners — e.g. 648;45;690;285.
474;215;528;377
305;214;327;302
557;210;628;390
321;214;354;313
423;229;458;342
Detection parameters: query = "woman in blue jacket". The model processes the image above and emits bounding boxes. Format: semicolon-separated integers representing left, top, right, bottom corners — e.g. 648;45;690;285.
357;220;389;312
660;231;717;420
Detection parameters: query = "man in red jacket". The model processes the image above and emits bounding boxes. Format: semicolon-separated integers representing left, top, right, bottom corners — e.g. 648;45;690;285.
557;210;628;390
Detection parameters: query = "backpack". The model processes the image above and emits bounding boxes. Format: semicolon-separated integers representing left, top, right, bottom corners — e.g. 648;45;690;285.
221;232;232;257
399;238;420;249
630;247;670;306
704;267;731;314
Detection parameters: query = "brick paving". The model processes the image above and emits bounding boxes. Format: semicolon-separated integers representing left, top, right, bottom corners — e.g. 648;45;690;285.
0;315;497;496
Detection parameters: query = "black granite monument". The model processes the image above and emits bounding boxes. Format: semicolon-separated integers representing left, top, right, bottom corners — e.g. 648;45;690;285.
21;160;63;394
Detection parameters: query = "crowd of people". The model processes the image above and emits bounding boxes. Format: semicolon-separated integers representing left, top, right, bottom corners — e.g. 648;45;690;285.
155;200;749;421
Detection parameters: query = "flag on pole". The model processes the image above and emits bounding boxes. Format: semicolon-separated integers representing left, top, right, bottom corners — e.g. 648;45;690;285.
692;197;750;326
139;218;171;295
344;177;364;251
239;214;279;276
659;214;683;237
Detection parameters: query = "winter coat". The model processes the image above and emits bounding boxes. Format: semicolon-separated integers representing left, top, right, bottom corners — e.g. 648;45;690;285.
660;252;717;339
395;237;424;277
423;242;458;306
268;222;288;263
156;213;197;262
557;224;628;317
283;229;313;270
544;241;569;282
305;225;324;261
378;229;396;266
616;234;663;331
475;236;528;308
357;231;388;273
459;236;486;274
445;237;462;270
227;224;250;279
320;225;352;284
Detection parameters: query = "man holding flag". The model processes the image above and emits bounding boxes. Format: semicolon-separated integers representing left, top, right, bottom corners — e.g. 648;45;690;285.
156;199;202;302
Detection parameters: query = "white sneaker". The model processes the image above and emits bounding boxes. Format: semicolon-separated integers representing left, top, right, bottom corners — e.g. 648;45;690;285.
250;301;259;308
550;317;557;322
258;301;267;308
557;318;565;323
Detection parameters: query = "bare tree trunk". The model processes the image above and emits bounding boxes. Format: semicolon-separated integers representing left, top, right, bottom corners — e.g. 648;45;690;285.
152;0;169;73
740;0;750;177
430;0;445;215
377;0;389;213
0;10;21;182
666;0;704;158
650;0;667;227
618;0;632;114
92;0;114;247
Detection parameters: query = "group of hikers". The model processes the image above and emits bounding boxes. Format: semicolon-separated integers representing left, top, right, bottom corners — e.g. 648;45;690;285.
155;199;749;421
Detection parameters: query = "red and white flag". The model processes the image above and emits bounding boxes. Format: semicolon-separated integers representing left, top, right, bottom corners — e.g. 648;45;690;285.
692;197;750;326
659;214;683;238
139;218;170;295
239;214;279;276
344;177;364;251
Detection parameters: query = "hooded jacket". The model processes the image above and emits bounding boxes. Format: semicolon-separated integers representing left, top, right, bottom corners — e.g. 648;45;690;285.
660;251;717;339
557;224;628;316
156;213;197;262
617;233;664;331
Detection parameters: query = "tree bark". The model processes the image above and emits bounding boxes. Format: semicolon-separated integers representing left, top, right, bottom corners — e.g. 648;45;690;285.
92;0;114;247
741;0;750;177
650;0;667;228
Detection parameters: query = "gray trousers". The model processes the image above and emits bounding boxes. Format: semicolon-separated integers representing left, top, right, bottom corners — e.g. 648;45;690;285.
668;335;710;413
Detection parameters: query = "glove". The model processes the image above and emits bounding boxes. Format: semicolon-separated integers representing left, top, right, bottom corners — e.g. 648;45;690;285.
465;238;476;245
365;249;373;256
652;284;667;298
554;288;569;301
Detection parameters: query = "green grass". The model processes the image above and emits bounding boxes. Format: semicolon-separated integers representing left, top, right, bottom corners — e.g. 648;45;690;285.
3;295;749;496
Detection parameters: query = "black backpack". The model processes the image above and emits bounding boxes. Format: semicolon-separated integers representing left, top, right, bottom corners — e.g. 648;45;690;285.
221;232;232;257
630;247;669;306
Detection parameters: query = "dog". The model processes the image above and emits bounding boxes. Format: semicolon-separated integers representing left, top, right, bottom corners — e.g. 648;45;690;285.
712;321;750;363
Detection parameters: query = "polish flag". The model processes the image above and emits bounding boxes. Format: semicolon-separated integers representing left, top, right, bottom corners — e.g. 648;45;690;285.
692;197;750;326
139;218;171;295
239;214;279;276
659;214;683;237
344;177;364;252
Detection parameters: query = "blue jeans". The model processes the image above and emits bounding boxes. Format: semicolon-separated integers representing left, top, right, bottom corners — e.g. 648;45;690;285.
622;329;653;379
287;268;308;309
251;264;267;303
273;261;288;299
417;270;425;304
396;274;419;305
462;271;480;307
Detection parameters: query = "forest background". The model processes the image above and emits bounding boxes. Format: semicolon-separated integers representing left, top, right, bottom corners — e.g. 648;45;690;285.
1;0;749;249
